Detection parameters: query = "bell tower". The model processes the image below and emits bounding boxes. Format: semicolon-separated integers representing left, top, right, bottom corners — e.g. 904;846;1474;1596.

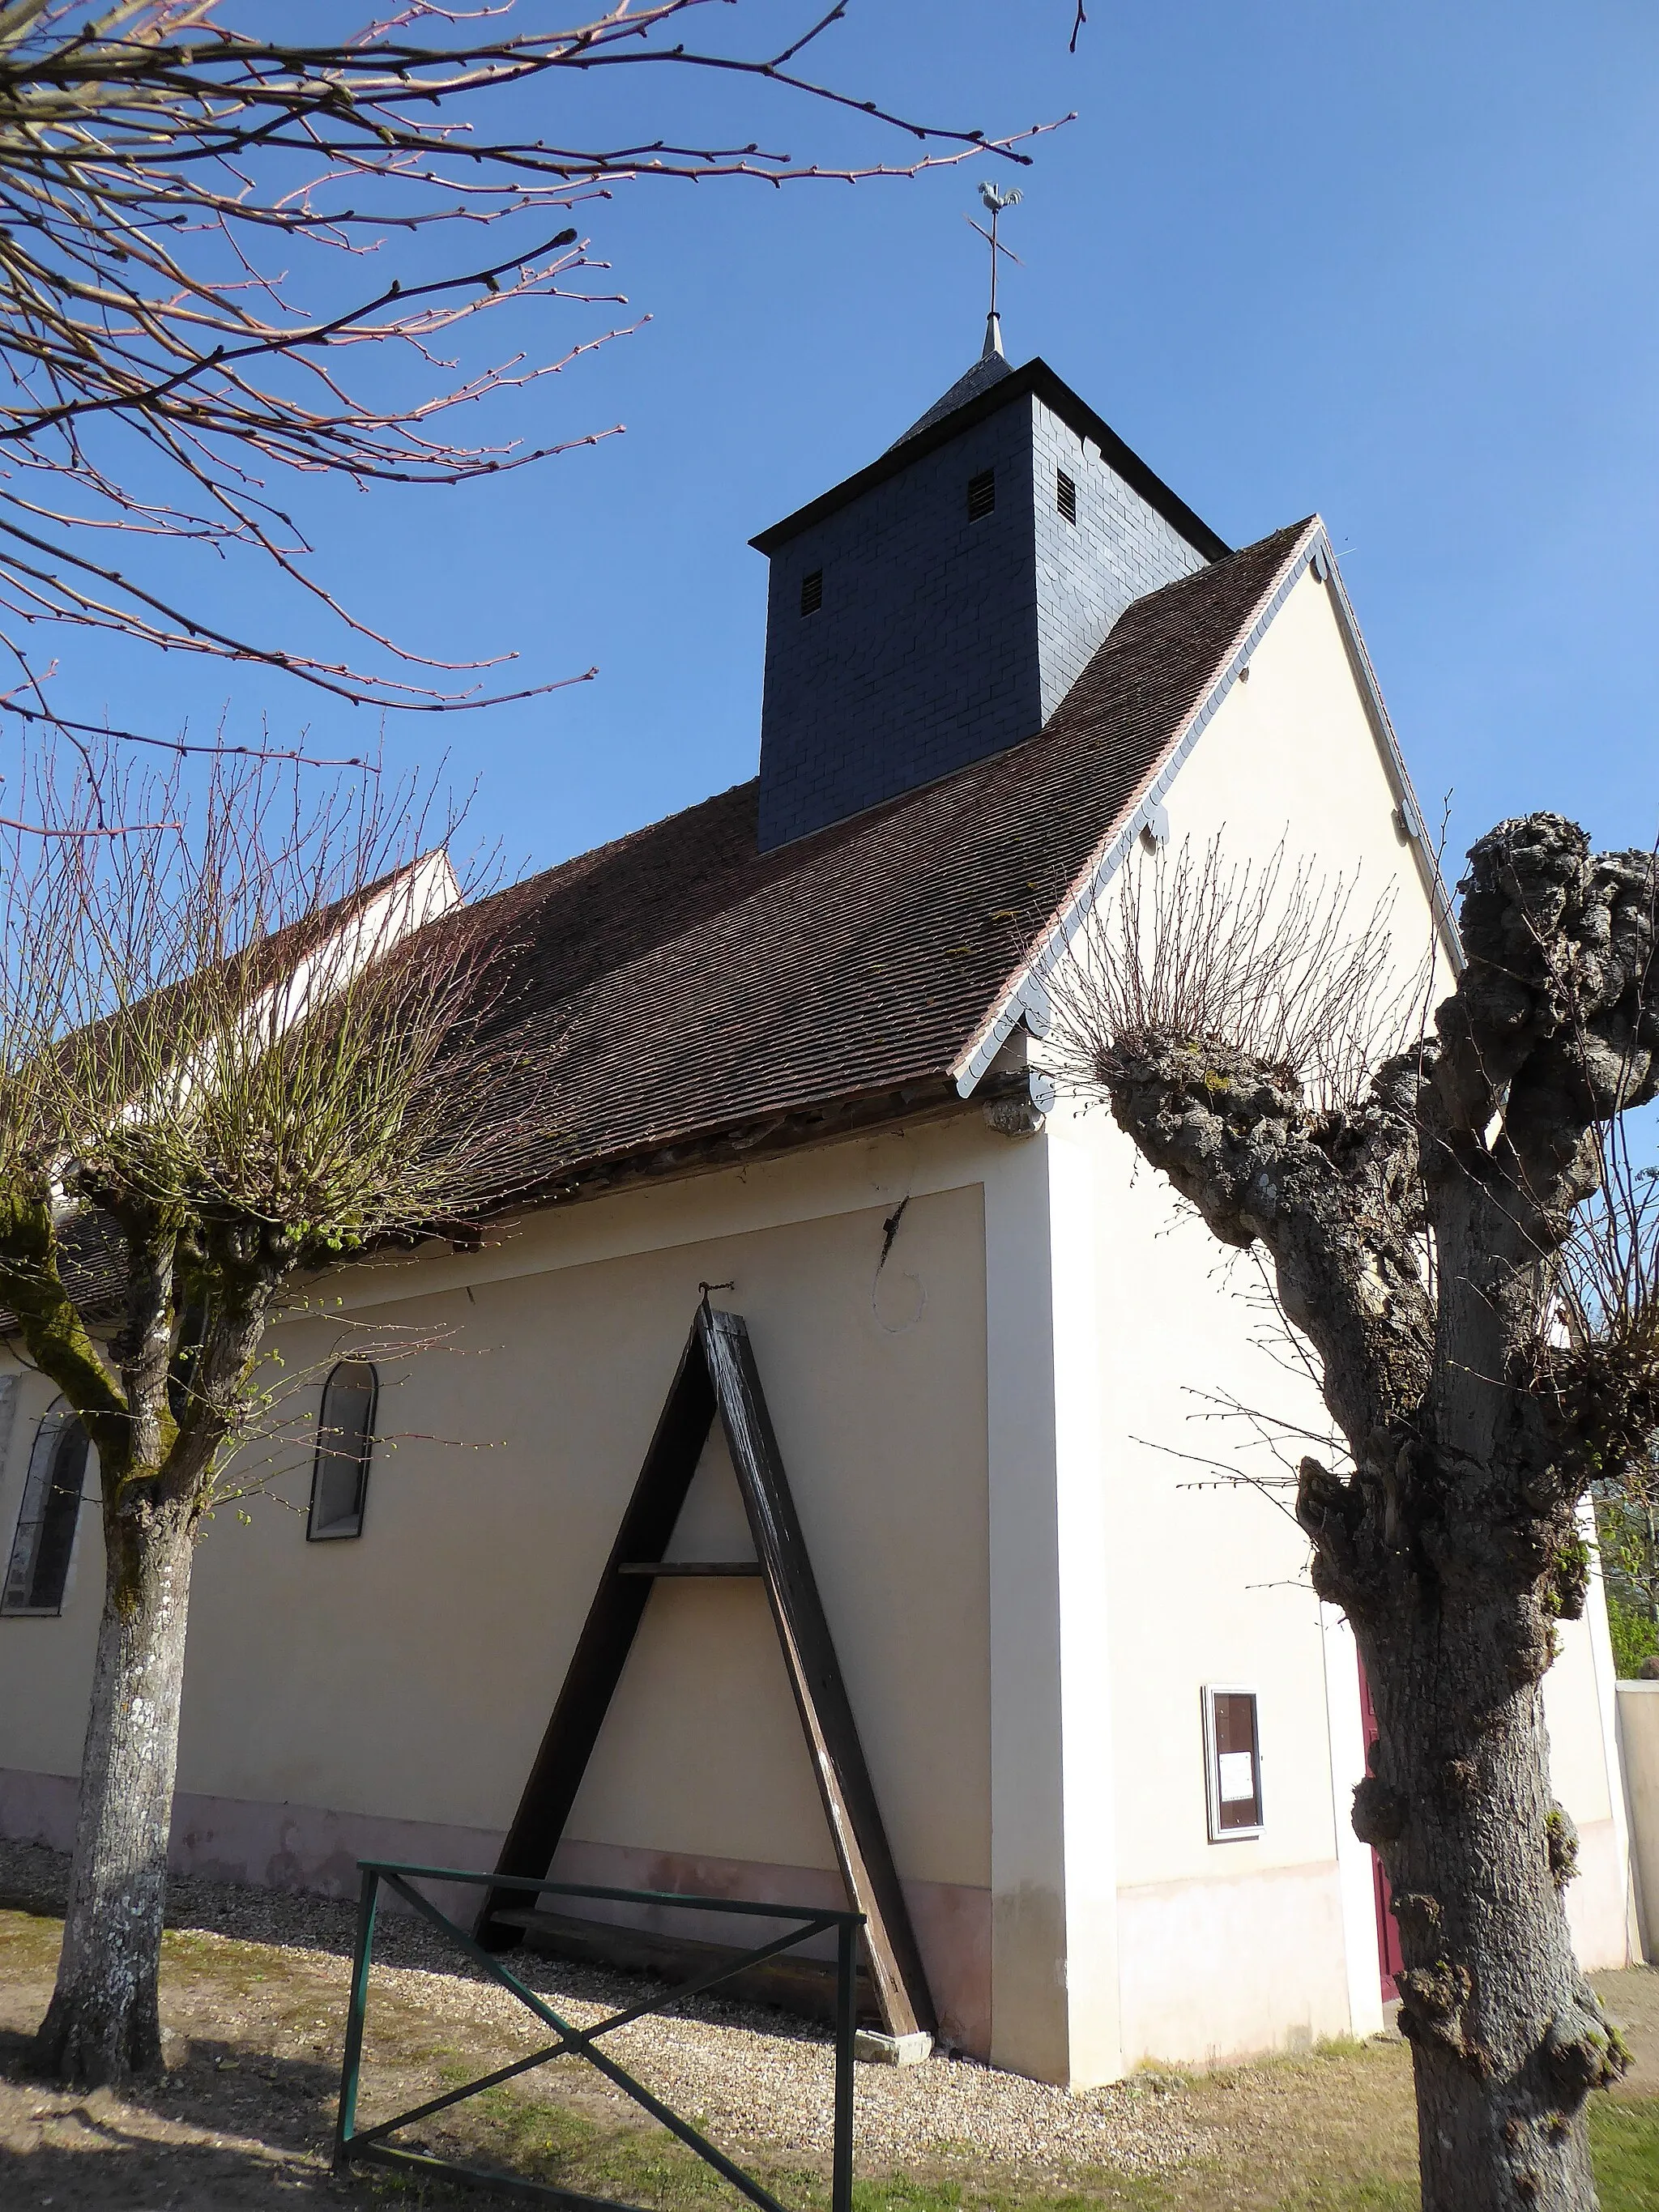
750;350;1228;853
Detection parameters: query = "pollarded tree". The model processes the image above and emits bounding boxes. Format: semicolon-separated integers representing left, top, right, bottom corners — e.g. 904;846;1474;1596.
0;745;539;2084
1051;817;1655;2212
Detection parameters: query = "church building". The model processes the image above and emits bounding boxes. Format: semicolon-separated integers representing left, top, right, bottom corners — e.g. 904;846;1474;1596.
0;324;1637;2086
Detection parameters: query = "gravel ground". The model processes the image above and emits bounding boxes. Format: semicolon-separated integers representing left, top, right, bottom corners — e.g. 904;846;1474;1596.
0;1837;1207;2180
338;1948;1204;2175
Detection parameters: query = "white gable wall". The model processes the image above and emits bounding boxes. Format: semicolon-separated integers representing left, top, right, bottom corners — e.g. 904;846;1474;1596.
1094;559;1432;2071
1013;559;1633;2082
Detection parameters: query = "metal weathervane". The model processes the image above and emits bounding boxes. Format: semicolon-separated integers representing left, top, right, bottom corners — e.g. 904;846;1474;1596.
969;180;1023;358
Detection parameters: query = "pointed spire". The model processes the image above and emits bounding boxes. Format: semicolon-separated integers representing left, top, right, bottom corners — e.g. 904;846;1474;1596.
887;343;1012;450
885;181;1018;450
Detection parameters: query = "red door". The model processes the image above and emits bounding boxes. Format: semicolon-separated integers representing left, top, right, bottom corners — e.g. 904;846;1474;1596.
1356;1657;1404;2001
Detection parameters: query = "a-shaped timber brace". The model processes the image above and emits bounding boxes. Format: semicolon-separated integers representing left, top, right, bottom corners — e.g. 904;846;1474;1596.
476;1302;936;2044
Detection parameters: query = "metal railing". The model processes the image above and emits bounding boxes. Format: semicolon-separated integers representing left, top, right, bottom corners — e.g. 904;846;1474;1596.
333;1860;864;2211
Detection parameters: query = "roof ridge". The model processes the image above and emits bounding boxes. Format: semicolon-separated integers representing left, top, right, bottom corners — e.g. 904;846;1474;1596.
371;521;1345;1221
465;778;763;919
465;522;1316;944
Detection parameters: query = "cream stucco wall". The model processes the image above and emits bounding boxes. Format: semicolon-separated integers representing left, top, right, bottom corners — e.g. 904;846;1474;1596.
0;1127;1006;2053
187;1179;989;1864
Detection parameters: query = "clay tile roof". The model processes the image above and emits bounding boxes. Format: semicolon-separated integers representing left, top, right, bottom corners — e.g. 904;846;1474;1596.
444;518;1313;1212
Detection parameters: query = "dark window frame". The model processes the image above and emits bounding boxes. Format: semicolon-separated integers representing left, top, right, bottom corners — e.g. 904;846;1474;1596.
1202;1684;1265;1840
799;568;823;616
2;1401;92;1617
966;467;996;522
307;1360;379;1543
1056;468;1077;525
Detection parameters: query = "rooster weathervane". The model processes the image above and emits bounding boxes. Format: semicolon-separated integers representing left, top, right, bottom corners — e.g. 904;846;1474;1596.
968;181;1023;358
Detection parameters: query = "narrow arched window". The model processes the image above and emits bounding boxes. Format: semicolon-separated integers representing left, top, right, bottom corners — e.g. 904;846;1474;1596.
307;1361;377;1542
3;1401;92;1615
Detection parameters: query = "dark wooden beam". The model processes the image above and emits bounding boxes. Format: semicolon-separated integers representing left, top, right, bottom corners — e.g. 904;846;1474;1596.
477;1299;937;2047
700;1305;936;2043
617;1561;761;1578
476;1323;714;1947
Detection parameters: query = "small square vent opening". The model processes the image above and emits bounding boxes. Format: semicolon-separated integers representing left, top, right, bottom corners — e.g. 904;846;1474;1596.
1056;469;1077;524
799;569;823;616
966;468;996;522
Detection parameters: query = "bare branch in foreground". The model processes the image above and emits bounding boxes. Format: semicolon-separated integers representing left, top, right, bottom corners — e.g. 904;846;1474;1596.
0;2;1068;735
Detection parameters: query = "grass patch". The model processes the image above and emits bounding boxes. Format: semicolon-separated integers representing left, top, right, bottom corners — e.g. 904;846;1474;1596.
413;2082;730;2209
1589;2095;1659;2212
334;2076;1659;2212
3;1902;1656;2212
844;2184;1170;2212
398;2082;1179;2212
1256;2184;1413;2211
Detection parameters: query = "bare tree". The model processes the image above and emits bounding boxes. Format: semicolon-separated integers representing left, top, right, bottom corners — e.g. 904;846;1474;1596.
1050;819;1657;2212
0;742;541;2083
0;2;1056;755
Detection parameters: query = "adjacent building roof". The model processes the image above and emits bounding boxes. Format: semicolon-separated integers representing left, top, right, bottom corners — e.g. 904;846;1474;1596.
446;517;1316;1215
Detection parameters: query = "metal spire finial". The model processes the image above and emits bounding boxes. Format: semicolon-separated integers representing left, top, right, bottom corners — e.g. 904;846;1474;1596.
970;181;1022;359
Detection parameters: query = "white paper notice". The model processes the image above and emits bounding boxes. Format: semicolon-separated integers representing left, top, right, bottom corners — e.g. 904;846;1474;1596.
1218;1751;1256;1805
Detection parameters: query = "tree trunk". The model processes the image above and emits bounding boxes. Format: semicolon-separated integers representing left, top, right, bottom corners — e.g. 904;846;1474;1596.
32;1502;194;2086
1064;817;1656;2211
1357;1602;1619;2212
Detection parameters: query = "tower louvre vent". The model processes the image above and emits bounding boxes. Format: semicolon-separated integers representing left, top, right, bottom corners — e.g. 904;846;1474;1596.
751;353;1227;851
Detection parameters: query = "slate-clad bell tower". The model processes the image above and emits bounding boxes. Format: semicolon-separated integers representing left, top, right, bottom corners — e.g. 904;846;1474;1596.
750;343;1230;853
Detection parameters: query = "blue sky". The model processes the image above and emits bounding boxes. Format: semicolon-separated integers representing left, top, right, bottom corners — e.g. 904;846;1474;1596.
35;2;1659;884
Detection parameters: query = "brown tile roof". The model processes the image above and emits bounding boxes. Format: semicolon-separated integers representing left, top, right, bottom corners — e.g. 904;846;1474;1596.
447;518;1313;1211
11;521;1311;1330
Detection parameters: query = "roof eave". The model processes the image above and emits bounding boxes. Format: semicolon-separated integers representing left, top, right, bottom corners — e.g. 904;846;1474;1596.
432;1067;1035;1234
